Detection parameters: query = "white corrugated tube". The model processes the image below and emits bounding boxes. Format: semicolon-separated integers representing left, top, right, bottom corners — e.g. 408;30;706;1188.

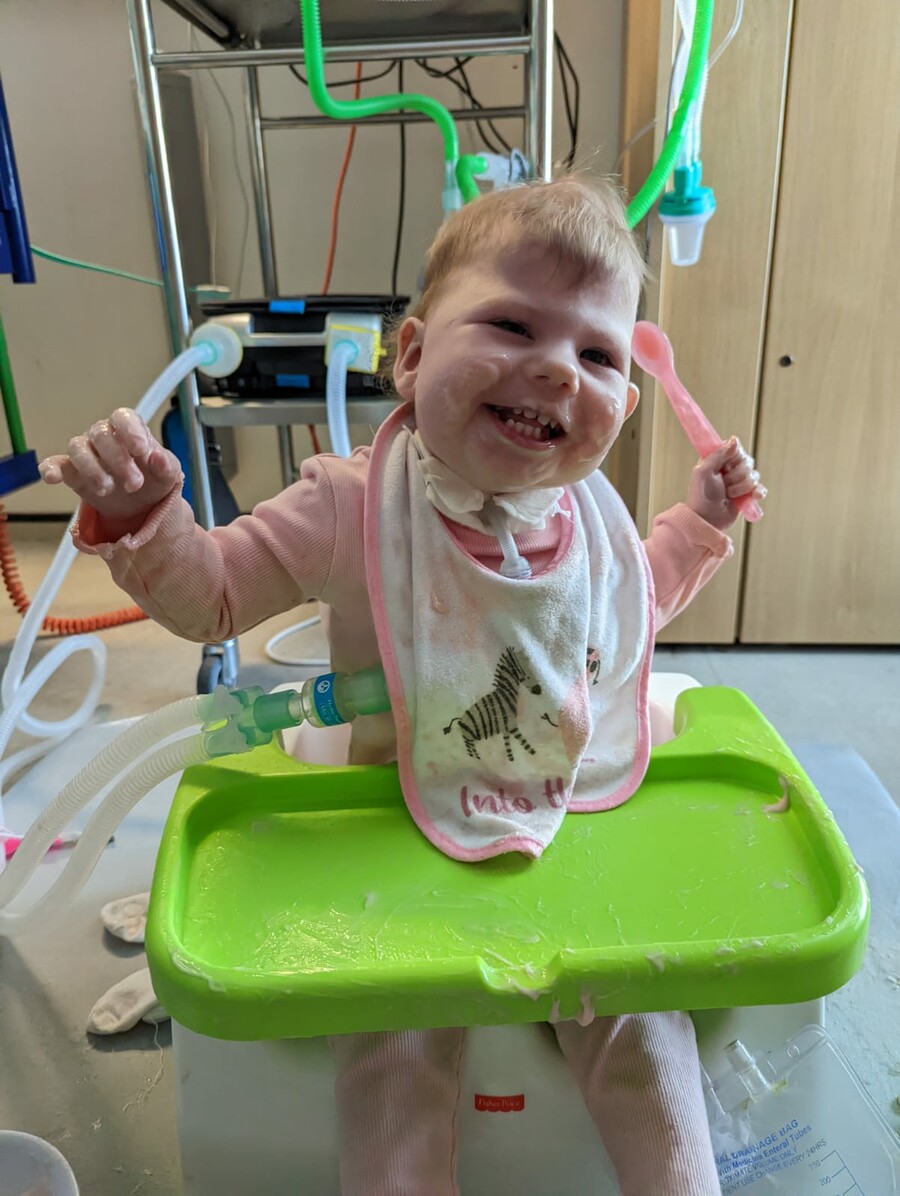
0;332;240;831
0;728;209;936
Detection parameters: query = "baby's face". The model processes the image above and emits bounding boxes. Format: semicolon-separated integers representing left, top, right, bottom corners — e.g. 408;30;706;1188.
393;240;639;494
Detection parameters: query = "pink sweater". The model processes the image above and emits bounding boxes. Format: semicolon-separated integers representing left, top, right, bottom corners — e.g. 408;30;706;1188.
75;448;733;762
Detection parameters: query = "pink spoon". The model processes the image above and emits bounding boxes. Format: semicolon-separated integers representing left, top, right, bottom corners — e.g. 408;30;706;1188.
631;321;763;523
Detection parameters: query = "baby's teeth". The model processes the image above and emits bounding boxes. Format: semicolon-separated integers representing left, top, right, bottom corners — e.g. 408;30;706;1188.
537;414;550;426
503;417;547;440
522;407;538;420
512;407;523;415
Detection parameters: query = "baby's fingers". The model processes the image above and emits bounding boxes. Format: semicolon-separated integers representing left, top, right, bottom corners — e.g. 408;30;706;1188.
89;419;146;494
66;432;115;498
726;474;765;499
40;455;113;505
108;408;154;460
699;438;738;473
38;454;67;485
56;457;99;500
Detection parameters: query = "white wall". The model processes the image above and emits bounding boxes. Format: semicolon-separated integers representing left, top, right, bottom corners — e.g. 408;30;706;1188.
0;0;624;514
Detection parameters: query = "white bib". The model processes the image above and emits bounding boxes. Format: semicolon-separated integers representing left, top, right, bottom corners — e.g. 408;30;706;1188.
365;406;655;861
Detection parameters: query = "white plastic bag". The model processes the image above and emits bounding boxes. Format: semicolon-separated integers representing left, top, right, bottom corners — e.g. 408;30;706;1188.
706;1025;900;1194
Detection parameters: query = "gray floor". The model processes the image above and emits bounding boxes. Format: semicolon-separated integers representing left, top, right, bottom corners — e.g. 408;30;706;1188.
654;644;900;808
0;523;898;1193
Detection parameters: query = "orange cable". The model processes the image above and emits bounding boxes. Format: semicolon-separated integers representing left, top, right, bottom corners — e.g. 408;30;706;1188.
0;505;147;635
320;61;364;294
308;62;364;453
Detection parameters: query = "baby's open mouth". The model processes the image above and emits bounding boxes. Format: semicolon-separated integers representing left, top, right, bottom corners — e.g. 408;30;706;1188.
488;405;564;442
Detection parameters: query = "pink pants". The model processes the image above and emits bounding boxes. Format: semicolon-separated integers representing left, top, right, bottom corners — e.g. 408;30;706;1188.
331;1011;720;1195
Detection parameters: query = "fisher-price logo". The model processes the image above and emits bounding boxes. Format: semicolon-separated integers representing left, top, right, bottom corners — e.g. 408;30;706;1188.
474;1094;525;1113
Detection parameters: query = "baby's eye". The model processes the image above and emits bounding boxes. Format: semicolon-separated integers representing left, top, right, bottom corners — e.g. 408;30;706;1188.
490;319;530;337
581;347;614;368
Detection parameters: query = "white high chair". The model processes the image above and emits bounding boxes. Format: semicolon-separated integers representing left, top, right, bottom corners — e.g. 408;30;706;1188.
169;675;826;1196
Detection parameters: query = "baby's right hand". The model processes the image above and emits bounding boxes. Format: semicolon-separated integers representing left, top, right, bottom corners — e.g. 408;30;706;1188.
39;408;182;524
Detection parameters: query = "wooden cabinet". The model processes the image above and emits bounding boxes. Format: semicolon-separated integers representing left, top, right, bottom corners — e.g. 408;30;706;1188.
621;0;900;643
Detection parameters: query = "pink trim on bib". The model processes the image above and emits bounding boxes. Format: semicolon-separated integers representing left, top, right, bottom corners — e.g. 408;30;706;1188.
366;404;654;858
567;544;655;813
365;408;545;860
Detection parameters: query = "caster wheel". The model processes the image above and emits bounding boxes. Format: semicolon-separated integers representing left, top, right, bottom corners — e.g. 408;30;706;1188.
197;654;223;694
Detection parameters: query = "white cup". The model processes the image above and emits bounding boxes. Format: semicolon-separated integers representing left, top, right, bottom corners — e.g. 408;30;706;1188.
0;1131;79;1195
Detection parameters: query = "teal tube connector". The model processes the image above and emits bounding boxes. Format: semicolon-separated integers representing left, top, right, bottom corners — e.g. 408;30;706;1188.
659;162;716;219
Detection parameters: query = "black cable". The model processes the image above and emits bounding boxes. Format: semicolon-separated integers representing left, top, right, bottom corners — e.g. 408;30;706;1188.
554;35;580;168
556;38;580;130
451;57;509;155
555;38;576;164
288;61;398;88
415;59;500;153
391;61;406;297
415;58;512;155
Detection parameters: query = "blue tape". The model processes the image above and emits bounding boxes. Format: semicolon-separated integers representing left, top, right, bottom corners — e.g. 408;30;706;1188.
312;673;343;726
269;299;306;314
275;374;310;388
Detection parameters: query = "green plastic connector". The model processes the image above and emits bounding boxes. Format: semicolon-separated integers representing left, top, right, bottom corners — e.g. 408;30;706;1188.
203;722;259;759
197;684;244;726
200;686;307;758
251;690;303;734
202;685;273;757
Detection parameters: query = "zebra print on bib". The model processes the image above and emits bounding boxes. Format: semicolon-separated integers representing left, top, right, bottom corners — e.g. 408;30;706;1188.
365;406;654;861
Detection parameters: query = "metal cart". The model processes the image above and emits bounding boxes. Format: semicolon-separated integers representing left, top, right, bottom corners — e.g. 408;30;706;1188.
125;0;554;689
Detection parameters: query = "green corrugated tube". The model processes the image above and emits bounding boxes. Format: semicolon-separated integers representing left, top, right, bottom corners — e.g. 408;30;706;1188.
299;0;712;221
0;305;27;456
626;0;714;228
298;0;483;207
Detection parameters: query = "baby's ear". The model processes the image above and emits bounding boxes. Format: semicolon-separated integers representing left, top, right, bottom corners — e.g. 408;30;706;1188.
625;381;640;419
393;318;425;402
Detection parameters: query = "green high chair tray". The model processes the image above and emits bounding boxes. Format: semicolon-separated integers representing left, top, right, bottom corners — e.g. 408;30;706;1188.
147;688;868;1041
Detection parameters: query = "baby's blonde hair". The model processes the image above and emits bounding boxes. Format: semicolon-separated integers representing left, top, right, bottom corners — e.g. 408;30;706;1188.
382;174;645;382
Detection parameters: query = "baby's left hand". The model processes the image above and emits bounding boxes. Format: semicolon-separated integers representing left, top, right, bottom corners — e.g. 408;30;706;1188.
686;437;766;531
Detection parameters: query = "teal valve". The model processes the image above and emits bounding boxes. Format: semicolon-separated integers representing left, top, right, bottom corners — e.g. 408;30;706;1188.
658;162;716;267
659;162;716;218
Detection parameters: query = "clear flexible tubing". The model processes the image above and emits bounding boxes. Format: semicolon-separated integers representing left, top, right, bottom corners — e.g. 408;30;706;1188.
0;344;215;826
0;732;209;936
686;0;744;161
674;0;708;165
264;613;328;668
325;341;356;459
686;0;746;158
263;341;357;668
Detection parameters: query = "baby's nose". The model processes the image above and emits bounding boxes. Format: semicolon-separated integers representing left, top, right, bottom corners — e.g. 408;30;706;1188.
530;352;578;393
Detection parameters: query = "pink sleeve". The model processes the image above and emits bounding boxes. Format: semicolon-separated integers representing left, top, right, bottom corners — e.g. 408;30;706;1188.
643;503;734;631
72;453;364;643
